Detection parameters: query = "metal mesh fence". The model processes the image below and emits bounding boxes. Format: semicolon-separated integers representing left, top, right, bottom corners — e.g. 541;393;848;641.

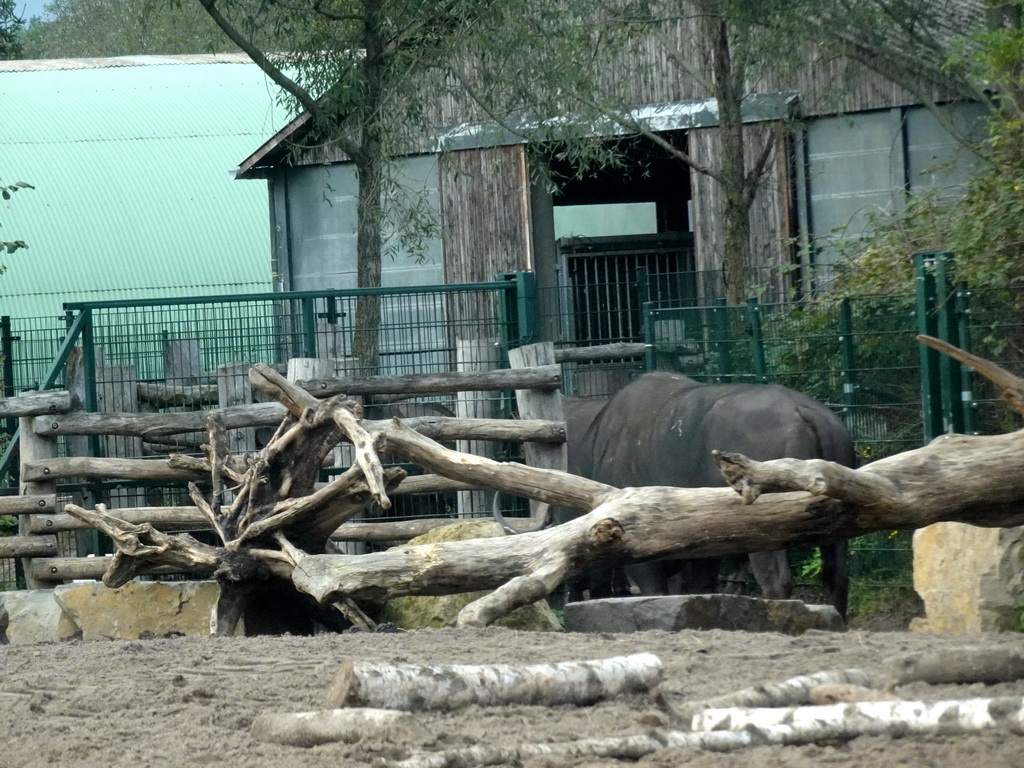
4;272;1024;595
0;283;519;576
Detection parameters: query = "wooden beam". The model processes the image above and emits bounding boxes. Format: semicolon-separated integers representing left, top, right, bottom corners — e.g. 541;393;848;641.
34;410;565;444
30;556;188;582
0;494;55;515
27;506;210;533
21;456;208;483
303;365;561;398
0;390;72;418
0;534;58;558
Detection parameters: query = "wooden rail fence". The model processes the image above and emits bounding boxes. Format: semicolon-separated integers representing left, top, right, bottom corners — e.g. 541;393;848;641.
0;341;592;589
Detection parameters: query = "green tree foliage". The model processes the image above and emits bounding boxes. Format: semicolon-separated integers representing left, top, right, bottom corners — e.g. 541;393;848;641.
20;0;237;57
197;0;634;370
805;3;1024;361
0;179;33;275
0;0;23;58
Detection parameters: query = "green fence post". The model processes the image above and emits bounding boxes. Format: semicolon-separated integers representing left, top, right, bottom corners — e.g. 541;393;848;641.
300;297;318;358
914;252;945;442
498;271;538;352
932;253;964;434
643;303;658;372
636;266;650;307
1;315;14;437
713;298;733;381
838;298;858;411
746;298;768;384
955;281;976;434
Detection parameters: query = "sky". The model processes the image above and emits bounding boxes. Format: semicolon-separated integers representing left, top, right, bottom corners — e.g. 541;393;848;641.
15;0;51;22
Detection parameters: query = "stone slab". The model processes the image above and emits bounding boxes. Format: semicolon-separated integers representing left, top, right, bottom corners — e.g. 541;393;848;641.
913;523;1024;633
53;580;222;641
0;588;79;644
563;594;844;635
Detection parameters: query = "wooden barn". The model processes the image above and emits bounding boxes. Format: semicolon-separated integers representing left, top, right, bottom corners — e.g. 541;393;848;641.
232;10;984;375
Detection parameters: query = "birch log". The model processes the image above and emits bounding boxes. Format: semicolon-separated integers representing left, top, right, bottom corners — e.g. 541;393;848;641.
386;697;1024;768
326;653;663;711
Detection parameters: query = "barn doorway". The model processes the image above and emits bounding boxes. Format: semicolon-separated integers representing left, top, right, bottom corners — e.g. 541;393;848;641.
533;133;695;394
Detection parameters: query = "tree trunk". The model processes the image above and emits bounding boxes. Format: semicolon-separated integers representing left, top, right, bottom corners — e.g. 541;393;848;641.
351;0;387;374
700;0;755;305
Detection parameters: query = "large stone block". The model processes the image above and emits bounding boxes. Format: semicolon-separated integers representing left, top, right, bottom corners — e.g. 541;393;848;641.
379;520;562;631
53;580;222;640
912;522;1024;633
0;589;79;644
563;594;844;634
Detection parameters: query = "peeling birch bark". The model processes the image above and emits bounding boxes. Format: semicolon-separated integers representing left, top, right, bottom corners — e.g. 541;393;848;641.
326;653;663;711
672;668;885;721
691;695;1024;735
386;696;1024;768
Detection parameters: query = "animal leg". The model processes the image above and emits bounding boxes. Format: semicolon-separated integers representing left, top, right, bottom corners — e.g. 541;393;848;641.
748;550;795;600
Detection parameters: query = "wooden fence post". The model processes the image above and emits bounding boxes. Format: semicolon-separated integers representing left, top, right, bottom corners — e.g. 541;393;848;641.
455;337;499;517
97;364;145;511
18;414;58;588
217;361;256;454
507;342;566;520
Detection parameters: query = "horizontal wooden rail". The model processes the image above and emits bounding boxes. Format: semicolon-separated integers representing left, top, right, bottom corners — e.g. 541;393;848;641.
24;475;477;534
31;557;184;582
34;402;286;437
33;412;565;443
0;390;73;418
0;494;56;515
553;342;646;363
0;534;58;558
28;507;208;533
304;365;561;398
21;457;208;483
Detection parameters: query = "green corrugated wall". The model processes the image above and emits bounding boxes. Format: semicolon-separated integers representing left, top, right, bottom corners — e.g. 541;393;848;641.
0;55;286;319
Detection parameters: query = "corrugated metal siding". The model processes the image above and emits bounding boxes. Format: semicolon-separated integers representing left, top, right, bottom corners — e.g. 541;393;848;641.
0;57;284;318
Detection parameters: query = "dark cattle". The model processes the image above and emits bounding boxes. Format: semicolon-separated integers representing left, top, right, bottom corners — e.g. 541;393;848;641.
563;371;854;615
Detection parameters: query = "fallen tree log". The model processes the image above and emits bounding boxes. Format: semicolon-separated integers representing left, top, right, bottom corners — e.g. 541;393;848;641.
62;345;1024;631
326;653;663;711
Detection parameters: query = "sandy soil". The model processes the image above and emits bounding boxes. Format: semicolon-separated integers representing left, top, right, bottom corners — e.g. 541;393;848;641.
2;627;1024;768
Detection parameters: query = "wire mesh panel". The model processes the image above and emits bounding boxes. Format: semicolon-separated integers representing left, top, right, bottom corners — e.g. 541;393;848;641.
644;295;923;463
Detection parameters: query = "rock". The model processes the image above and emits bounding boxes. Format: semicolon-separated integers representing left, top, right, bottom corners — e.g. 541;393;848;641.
0;589;79;644
53;580;223;641
563;594;844;634
379;520;562;631
912;523;1024;633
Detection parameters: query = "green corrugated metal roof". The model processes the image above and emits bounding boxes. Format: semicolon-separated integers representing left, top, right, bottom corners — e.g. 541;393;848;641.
0;55;286;319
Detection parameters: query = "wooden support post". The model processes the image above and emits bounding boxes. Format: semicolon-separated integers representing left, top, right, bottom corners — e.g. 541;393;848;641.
18;414;58;588
97;364;145;511
456;337;500;517
217;361;256;454
507;342;567;519
66;346;105;555
164;339;203;385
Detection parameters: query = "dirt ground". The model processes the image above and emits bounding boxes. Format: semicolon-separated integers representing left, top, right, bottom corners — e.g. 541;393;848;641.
3;626;1024;768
